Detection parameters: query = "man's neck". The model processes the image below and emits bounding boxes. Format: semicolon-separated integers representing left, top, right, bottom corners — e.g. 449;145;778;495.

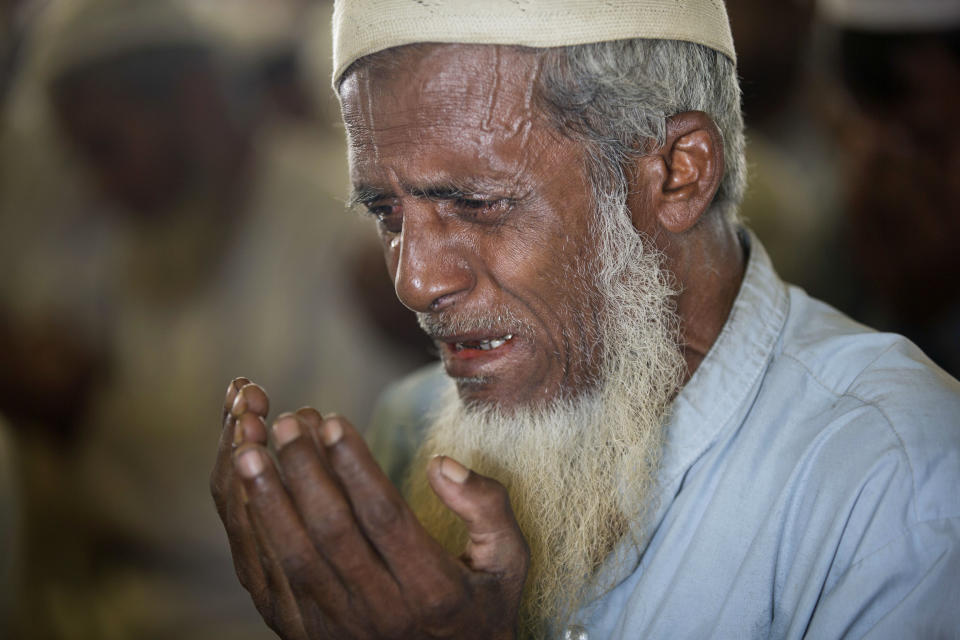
664;218;746;381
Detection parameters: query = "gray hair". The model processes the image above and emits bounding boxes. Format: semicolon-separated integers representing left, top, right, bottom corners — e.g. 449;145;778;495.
537;39;746;225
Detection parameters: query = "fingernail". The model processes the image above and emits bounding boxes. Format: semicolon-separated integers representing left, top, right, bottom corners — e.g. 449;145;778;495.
231;392;247;417
273;414;301;448
321;419;343;447
236;448;265;478
439;456;469;484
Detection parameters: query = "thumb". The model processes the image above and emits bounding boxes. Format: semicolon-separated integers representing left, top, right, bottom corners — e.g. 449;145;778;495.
426;455;529;579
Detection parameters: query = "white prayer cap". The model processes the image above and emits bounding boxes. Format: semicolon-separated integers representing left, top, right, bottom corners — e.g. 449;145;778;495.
332;0;736;86
817;0;960;31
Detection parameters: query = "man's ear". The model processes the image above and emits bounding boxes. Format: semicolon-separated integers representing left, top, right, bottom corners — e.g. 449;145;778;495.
627;111;724;234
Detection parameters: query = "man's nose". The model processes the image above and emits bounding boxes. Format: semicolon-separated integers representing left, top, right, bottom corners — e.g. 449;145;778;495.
393;209;474;313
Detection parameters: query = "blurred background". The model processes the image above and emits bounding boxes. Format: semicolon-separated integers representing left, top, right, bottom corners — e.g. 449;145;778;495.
0;0;957;637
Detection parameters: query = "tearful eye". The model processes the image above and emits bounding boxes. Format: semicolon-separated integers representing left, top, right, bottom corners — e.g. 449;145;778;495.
453;197;511;220
365;201;402;234
459;198;492;209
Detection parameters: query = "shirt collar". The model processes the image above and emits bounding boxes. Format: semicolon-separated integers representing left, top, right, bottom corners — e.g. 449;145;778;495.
658;228;789;493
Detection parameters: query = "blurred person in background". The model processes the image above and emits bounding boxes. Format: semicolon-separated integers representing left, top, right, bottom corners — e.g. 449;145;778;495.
727;0;850;306
816;0;960;378
729;0;960;379
0;0;416;637
1;0;42;101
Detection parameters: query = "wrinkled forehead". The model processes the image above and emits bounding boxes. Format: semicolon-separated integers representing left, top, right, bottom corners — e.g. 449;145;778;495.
339;44;548;146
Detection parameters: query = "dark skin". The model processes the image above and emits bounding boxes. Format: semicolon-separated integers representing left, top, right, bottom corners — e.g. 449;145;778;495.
212;379;528;639
211;44;744;638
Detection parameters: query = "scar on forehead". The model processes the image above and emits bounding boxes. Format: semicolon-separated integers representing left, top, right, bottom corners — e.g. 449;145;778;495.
481;46;541;151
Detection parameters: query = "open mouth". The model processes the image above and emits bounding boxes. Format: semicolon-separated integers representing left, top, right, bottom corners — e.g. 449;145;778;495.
453;334;513;352
440;331;520;380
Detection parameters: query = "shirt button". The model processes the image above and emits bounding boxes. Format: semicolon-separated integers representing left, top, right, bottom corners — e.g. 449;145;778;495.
563;625;589;640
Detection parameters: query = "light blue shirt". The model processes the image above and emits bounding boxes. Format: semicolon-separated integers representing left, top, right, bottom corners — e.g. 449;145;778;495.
367;232;960;639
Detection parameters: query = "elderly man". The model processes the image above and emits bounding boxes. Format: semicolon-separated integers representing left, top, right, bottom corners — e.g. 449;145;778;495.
211;1;960;638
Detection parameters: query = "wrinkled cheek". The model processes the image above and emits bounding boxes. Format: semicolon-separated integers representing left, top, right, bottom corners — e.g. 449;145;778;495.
561;293;609;386
534;314;597;398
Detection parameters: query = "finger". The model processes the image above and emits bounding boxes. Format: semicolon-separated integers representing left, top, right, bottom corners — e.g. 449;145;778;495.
235;410;269;447
224;458;272;606
228;384;270;453
272;414;392;588
223;377;251;421
234;444;351;616
216;380;268;485
214;411;265;510
212;411;267;566
426;455;529;583
213;384;265;517
211;409;273;623
319;417;462;589
213;411;268;516
217;378;252;474
294;407;330;460
214;381;285;632
232;382;270;421
246;502;311;640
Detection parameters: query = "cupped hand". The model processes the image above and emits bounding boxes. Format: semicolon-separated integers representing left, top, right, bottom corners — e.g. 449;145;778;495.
210;378;529;640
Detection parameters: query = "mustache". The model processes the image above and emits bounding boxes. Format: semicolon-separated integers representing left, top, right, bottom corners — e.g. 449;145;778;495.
416;306;533;339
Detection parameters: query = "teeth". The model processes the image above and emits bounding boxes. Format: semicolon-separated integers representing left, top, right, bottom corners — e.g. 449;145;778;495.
455;334;513;351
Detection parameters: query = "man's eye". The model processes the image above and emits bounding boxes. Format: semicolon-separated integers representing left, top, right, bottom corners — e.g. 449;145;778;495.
454;197;510;219
365;203;402;233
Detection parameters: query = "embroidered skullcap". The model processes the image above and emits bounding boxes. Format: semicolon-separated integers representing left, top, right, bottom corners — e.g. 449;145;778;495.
331;0;736;86
817;0;960;31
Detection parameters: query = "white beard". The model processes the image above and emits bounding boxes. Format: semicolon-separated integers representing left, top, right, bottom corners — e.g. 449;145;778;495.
406;194;686;636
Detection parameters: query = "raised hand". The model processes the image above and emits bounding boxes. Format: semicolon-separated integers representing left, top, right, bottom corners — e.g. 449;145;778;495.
211;378;529;640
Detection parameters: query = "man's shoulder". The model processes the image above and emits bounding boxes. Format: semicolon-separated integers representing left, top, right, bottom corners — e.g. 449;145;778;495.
758;286;960;522
609;287;960;638
778;285;958;401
